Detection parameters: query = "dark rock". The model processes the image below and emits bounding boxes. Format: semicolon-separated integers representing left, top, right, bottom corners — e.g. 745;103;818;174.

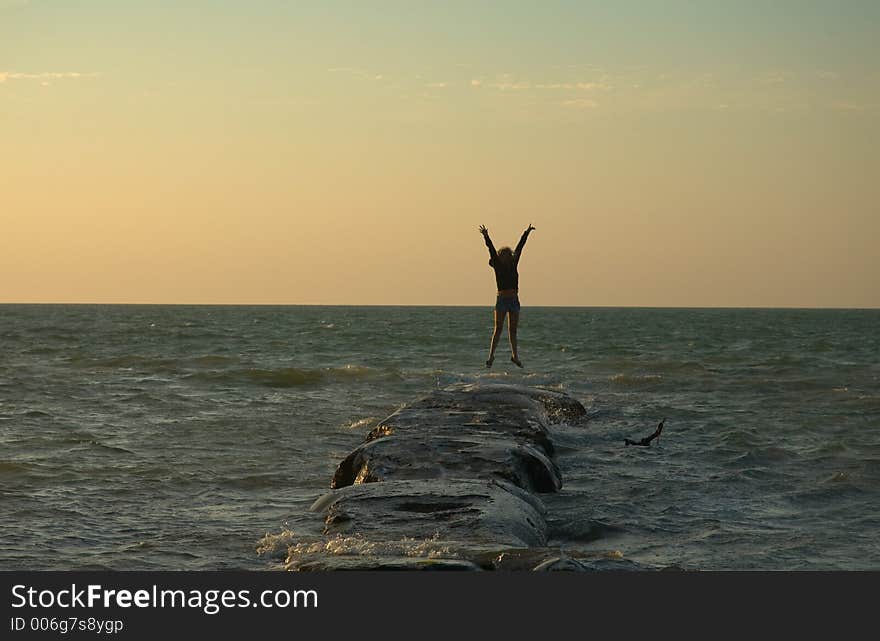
401;383;585;418
364;384;581;457
455;383;587;423
279;384;595;571
311;478;549;548
331;434;562;493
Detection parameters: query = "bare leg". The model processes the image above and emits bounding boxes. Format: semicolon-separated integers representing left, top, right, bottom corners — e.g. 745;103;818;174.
487;309;506;367
508;311;522;367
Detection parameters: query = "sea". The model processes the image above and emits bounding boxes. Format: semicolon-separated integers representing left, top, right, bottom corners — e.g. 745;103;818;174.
1;305;878;571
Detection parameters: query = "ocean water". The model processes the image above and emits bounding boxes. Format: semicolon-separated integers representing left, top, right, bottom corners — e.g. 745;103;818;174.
1;304;878;571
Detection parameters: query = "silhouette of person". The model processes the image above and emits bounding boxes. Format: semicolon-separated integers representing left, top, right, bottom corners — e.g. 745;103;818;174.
479;224;535;368
625;419;666;447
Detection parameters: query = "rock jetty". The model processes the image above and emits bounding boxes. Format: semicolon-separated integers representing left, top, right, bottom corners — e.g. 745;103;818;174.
284;383;597;570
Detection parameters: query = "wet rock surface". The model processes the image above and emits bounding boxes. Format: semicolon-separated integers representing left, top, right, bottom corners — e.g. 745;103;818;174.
315;478;548;548
331;435;562;492
272;383;647;571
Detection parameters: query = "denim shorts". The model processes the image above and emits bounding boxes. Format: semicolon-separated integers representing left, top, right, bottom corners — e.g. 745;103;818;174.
495;295;521;313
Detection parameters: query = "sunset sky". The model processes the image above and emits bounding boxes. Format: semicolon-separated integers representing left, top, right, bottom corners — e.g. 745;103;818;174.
2;1;878;306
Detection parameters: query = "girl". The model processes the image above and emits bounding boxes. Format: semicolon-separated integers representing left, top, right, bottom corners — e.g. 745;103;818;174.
479;224;535;368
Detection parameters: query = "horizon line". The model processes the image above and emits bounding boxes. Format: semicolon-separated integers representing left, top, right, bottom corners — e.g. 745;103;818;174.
1;302;878;311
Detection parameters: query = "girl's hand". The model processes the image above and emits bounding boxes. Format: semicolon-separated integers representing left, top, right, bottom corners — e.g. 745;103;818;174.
479;225;489;236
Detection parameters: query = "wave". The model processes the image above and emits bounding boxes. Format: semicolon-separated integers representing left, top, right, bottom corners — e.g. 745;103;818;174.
187;355;240;367
0;461;32;476
89;442;136;455
789;478;867;504
184;364;403;388
224;473;294;490
257;531;458;568
347;417;378;430
548;518;625;543
68;354;242;371
68;355;183;373
723;446;796;467
718;428;764;450
609;373;663;386
68;351;402;388
20;410;53;418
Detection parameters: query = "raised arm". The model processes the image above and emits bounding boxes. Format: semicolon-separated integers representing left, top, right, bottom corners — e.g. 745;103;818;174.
479;225;497;262
514;224;536;260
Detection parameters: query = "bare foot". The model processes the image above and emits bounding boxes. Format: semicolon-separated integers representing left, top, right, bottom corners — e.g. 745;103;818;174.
511;357;523;368
486;357;494;368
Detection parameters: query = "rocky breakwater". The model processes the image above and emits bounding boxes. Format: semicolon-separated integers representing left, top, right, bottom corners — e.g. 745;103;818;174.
280;383;590;570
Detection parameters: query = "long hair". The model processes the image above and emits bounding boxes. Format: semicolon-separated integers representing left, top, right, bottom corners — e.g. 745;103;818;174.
496;246;514;267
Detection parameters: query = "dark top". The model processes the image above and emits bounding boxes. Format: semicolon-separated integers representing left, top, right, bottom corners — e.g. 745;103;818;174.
484;229;531;293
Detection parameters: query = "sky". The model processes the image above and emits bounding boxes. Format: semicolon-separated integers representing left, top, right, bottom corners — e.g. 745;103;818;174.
2;0;878;306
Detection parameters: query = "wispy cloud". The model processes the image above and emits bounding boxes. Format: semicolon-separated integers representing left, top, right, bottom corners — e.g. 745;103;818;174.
321;65;869;117
327;67;387;82
535;82;608;90
0;71;99;83
490;79;531;91
562;98;598;109
488;74;609;92
754;71;788;85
